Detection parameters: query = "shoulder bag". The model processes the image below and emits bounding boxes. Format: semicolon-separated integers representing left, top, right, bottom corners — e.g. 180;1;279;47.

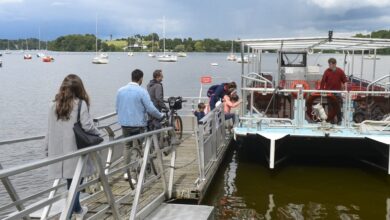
73;100;103;149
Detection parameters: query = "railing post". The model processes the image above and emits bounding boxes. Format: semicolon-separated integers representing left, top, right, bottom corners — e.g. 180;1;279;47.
0;163;31;220
197;121;206;182
40;179;60;220
212;109;218;161
90;151;121;219
104;126;115;175
130;137;152;220
60;155;88;220
152;134;169;198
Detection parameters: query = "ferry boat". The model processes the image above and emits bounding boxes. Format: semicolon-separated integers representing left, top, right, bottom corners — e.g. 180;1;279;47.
234;32;390;172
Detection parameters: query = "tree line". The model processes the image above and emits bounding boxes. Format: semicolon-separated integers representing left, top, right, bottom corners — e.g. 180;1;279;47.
1;30;389;53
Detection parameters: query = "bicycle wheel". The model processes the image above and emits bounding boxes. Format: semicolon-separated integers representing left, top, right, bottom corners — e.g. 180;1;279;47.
127;147;142;190
174;115;183;139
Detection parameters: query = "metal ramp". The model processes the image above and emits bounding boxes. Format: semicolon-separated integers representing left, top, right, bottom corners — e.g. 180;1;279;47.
145;203;214;220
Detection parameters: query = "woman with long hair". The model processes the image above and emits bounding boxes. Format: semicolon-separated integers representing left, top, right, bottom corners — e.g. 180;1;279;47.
45;74;99;219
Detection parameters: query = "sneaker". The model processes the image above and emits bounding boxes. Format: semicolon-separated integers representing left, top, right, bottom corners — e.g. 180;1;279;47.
124;172;128;180
74;206;88;220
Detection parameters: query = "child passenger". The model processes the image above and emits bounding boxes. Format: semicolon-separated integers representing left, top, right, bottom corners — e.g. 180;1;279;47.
223;92;241;124
194;102;206;124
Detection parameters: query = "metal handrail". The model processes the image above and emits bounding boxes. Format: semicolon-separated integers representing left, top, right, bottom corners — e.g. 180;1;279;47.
0;135;45;146
0;128;171;179
197;104;226;185
240;86;390;131
0;127;175;220
367;74;390;91
247;72;273;85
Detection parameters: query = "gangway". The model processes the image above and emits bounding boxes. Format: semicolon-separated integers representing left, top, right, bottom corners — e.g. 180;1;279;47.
0;97;232;220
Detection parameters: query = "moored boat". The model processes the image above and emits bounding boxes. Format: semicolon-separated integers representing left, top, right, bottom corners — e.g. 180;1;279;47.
177;52;187;57
234;32;390;172
157;54;177;62
24;54;32;60
92;54;109;64
42;56;54;62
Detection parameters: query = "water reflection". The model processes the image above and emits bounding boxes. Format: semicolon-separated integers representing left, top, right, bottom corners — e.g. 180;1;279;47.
204;142;390;219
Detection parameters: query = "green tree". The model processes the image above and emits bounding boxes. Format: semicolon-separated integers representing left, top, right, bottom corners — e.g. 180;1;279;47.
174;44;186;52
194;41;204;52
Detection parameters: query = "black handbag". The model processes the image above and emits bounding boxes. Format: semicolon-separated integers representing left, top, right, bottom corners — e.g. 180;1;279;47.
73;100;103;149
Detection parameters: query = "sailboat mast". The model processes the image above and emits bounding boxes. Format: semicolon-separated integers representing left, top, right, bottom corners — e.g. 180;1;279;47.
95;14;98;55
38;27;41;51
163;16;166;54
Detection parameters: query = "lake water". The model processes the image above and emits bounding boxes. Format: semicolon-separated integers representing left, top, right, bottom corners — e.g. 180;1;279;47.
1;52;390;218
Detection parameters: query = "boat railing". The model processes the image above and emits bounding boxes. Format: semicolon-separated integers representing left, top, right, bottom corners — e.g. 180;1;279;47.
242;72;274;89
367;74;390;91
240;87;390;132
0;127;177;220
195;103;228;193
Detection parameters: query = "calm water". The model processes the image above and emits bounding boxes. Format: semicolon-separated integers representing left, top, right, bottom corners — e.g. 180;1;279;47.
203;140;390;219
1;52;390;218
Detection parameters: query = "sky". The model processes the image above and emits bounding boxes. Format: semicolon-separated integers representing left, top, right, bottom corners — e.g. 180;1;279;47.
0;0;389;40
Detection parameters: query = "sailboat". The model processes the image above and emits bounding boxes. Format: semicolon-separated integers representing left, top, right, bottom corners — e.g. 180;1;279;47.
158;17;177;62
23;39;32;60
92;14;109;64
148;35;156;57
226;40;237;61
5;40;11;54
37;27;45;58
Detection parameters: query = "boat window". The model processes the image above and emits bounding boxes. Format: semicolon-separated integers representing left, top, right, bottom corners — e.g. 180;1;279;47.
280;52;306;67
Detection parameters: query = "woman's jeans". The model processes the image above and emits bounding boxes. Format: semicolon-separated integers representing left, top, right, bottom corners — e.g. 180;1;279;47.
66;178;84;214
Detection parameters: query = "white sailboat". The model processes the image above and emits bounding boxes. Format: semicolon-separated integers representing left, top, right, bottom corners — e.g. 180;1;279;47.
5;40;11;54
24;39;32;60
148;36;156;57
92;15;109;64
37;27;45;58
226;40;237;61
158;17;177;62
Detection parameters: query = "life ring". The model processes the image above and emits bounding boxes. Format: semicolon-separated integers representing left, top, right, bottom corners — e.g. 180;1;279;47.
290;80;310;98
306;93;340;122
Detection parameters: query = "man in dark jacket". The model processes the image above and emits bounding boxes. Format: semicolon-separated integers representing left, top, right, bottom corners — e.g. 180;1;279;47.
147;69;168;111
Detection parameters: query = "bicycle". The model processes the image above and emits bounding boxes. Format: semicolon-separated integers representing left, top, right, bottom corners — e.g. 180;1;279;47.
163;96;186;140
125;135;158;190
125;96;186;190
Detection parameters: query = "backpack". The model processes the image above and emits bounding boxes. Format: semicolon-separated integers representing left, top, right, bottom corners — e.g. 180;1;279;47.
207;84;219;97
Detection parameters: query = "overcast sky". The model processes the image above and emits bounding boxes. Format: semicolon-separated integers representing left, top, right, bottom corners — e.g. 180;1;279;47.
0;0;389;40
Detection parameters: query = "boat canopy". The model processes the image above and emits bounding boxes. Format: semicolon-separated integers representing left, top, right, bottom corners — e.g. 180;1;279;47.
237;36;390;51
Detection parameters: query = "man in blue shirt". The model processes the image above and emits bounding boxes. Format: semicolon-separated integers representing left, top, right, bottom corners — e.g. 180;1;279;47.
116;69;163;180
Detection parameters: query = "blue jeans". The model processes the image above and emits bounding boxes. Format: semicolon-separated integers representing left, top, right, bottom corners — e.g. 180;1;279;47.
66;178;84;214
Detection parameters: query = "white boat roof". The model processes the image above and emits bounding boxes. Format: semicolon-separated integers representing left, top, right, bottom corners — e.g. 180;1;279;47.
237;36;390;51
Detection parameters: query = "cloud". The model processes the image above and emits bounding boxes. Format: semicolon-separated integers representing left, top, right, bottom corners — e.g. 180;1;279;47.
307;0;390;10
51;1;69;6
0;0;23;4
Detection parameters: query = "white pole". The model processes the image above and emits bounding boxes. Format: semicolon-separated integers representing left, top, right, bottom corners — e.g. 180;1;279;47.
373;49;377;81
198;84;203;104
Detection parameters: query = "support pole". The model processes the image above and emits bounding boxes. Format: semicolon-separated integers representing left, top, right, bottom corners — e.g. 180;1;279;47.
388;144;390;175
269;139;276;169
